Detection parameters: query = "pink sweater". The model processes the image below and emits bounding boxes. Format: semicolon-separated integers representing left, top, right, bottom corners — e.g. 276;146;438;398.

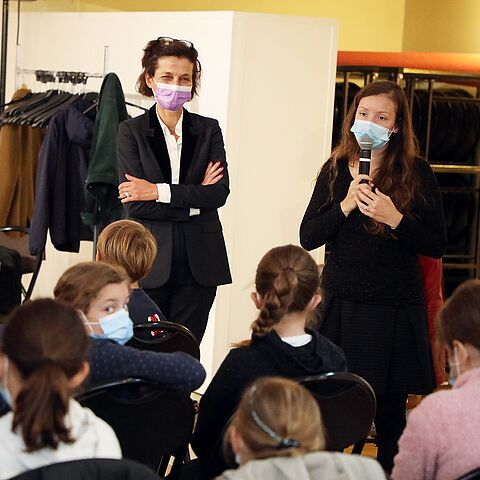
392;368;480;480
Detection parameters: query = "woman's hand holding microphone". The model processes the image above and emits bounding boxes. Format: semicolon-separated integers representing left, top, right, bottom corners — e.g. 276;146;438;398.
342;175;403;229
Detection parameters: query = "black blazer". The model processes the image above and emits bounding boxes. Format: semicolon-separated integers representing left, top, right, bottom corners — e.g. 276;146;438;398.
117;106;231;288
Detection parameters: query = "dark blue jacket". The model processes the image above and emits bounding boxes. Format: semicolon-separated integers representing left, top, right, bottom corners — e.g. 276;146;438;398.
29;99;95;255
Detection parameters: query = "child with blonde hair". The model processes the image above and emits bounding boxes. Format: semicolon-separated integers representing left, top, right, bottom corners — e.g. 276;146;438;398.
217;377;385;479
97;219;167;324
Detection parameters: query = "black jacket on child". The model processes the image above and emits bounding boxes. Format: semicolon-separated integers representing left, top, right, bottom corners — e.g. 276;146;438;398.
191;329;347;461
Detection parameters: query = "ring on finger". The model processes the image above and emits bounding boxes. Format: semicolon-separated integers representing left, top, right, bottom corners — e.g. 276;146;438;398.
125;191;130;198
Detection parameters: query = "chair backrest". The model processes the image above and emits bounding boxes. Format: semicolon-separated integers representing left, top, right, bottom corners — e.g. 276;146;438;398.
458;467;480;480
7;458;159;480
75;378;195;473
0;226;43;302
129;321;200;360
298;371;376;451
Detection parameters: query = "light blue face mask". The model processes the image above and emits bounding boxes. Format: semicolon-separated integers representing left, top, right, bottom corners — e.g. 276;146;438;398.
448;346;462;387
350;119;394;150
86;308;134;346
0;356;13;407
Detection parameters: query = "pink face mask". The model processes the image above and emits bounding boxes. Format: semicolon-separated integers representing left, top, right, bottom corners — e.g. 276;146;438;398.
152;79;192;112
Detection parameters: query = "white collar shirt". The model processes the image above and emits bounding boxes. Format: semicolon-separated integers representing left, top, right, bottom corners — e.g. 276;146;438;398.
155;109;199;216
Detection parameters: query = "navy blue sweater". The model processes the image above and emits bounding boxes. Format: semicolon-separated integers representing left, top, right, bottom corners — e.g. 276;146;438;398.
0;337;205;416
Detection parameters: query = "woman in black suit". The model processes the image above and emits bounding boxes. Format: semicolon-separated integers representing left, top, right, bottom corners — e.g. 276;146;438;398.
117;37;231;342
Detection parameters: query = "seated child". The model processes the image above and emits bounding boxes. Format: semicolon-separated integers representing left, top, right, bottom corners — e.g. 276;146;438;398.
191;245;347;476
97;219;167;324
217;376;385;480
53;261;205;392
0;299;121;479
392;279;480;480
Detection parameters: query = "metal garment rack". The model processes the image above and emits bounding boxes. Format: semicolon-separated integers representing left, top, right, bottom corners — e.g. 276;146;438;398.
15;45;110;86
0;0;12;109
335;66;480;293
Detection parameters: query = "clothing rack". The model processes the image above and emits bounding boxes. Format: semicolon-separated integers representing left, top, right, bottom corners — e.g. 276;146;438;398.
14;45;109;89
17;69;104;85
11;65;108;260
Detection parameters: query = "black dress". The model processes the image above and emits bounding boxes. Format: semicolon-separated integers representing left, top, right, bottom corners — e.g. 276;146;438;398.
300;157;446;396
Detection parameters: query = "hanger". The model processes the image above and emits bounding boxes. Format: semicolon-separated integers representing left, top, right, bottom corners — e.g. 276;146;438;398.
125;101;148;112
0;92;33;110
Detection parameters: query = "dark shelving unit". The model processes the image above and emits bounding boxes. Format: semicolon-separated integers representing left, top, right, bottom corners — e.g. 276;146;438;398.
334;66;480;296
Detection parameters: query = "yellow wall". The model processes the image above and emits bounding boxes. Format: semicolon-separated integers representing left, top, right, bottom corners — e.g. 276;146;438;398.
23;0;406;52
20;0;480;53
403;0;480;53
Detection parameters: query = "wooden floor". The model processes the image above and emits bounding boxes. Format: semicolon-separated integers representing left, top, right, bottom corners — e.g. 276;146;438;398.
345;441;377;458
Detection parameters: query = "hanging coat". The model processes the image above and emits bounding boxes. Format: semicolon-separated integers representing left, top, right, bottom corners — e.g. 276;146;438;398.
82;73;128;231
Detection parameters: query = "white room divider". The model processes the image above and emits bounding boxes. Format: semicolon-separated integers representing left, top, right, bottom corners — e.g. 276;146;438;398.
5;11;338;384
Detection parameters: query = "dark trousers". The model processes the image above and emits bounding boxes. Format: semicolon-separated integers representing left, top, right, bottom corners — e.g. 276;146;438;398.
374;393;408;473
144;225;216;344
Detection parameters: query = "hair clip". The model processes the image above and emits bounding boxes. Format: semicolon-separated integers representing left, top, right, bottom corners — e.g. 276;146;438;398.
249;385;300;450
277;437;300;450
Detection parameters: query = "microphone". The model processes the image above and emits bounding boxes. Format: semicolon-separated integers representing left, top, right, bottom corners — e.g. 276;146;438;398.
358;136;372;184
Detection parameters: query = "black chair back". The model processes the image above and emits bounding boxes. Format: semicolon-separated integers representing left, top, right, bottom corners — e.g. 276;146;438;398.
7;458;159;480
0;226;43;302
458;467;480;480
298;371;376;452
129;321;200;360
75;378;195;478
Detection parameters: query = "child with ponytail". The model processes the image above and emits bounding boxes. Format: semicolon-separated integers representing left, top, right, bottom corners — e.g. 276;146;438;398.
217;377;385;479
190;245;346;476
0;299;121;479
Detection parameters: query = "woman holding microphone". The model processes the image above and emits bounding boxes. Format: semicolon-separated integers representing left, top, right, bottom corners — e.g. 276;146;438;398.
300;80;446;472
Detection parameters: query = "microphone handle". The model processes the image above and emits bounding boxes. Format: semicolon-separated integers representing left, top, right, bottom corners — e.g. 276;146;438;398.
359;147;371;184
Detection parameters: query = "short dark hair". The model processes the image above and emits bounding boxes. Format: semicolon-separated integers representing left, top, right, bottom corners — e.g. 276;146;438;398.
136;37;202;98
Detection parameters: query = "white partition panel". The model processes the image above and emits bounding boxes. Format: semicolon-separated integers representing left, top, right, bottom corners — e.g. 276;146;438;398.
5;11;337;385
214;13;338;369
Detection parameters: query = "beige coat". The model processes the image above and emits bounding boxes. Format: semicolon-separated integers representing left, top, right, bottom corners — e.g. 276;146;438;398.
216;452;386;480
0;89;46;227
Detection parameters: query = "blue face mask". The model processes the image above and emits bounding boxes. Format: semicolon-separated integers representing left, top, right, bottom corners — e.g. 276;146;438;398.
350;119;394;150
87;308;134;345
0;356;13;407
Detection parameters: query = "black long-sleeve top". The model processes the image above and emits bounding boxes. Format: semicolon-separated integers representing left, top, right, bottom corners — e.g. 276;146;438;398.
300;158;446;306
191;329;346;461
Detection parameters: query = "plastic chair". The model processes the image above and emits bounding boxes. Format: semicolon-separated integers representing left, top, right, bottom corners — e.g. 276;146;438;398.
75;378;195;479
298;371;376;453
7;458;159;480
128;321;200;360
0;226;43;302
457;467;480;480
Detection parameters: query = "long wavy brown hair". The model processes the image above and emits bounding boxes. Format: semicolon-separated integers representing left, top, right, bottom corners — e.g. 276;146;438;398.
325;80;421;236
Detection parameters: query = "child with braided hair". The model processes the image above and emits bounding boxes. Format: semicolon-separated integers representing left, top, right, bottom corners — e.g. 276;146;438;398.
190;245;346;478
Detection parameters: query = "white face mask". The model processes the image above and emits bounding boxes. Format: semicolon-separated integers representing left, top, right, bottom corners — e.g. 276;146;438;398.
448;346;462;386
0;356;12;407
